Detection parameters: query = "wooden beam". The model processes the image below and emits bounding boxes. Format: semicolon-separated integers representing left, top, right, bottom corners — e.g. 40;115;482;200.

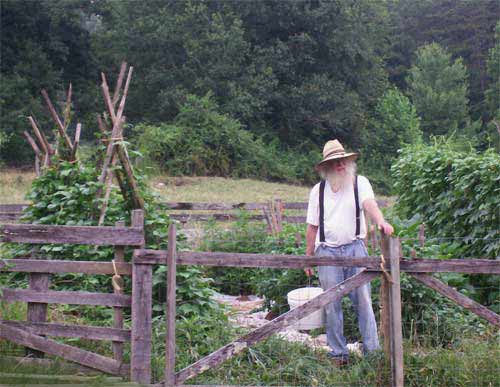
134;250;382;269
23;131;41;155
112;62;127;107
379;234;391;362
1;288;131;307
174;271;378;384
0;320;131;342
41;89;73;152
63;83;72;128
71;122;82;159
411;273;500;327
0;223;145;246
130;263;152;384
26;266;50;358
388;237;404;387
0;322;127;376
165;224;177;387
113;220;126;362
0;259;132;275
132;250;500;274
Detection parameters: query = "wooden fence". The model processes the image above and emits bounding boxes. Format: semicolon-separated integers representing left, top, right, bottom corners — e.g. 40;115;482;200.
0;210;153;383
0;199;387;225
2;220;499;386
133;225;499;387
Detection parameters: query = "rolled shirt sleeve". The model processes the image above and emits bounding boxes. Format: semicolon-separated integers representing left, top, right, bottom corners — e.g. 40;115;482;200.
358;175;375;207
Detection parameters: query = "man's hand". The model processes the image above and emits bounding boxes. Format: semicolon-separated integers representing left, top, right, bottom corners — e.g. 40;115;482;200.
304;267;314;277
378;221;394;236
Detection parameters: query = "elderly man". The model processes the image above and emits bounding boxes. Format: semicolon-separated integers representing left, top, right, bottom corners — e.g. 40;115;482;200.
305;139;393;365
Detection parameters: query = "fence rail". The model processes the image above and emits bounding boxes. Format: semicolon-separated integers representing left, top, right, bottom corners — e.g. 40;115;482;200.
2;218;499;387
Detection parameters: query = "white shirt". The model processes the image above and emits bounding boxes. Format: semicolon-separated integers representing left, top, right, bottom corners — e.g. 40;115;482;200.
306;175;375;249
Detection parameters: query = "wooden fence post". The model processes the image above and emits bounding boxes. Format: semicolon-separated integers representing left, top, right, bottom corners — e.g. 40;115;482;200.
26;248;49;358
379;233;391;362
165;224;177;387
388;236;404;387
130;210;152;384
112;220;125;363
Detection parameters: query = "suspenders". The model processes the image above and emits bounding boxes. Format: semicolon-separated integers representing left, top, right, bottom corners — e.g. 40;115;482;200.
318;175;360;243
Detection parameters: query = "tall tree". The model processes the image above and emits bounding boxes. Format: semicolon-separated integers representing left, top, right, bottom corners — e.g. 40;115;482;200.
386;0;499;119
0;0;98;164
407;43;469;137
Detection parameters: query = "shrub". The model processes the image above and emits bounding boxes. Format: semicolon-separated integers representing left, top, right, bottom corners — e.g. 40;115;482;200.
135;93;322;184
392;141;500;309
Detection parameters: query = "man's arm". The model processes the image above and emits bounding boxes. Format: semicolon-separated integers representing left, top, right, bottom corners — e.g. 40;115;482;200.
363;199;394;235
304;224;318;276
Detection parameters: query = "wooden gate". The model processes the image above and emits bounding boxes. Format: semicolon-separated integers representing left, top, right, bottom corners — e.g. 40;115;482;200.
0;209;154;383
133;225;500;387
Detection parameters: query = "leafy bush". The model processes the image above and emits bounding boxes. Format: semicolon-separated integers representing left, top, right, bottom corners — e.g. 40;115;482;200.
7;153;217;318
360;88;422;193
392;141;500;309
135;93;321;184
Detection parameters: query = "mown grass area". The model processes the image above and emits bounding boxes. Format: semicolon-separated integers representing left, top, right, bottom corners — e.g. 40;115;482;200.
0;169;35;203
0;169;311;205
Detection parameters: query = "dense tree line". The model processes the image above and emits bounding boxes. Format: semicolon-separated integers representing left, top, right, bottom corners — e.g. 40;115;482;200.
1;0;498;189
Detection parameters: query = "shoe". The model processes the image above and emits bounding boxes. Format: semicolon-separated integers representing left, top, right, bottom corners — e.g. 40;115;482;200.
327;352;349;366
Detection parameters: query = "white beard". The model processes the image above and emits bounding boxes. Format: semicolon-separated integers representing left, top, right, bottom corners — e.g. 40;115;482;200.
325;163;356;192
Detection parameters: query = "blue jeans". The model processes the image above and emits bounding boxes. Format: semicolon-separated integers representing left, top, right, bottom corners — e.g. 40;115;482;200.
316;240;380;358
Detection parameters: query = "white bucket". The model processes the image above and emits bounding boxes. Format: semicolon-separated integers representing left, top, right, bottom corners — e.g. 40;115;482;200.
287;287;325;330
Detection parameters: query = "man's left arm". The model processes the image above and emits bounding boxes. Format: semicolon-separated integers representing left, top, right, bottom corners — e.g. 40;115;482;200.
363;199;394;235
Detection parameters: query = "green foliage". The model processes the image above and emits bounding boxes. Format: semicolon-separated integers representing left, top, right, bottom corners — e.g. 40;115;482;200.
485;22;500;120
392;141;500;309
0;0;99;164
6;150;218;318
361;88;422;193
407;43;470;137
135;93;320;184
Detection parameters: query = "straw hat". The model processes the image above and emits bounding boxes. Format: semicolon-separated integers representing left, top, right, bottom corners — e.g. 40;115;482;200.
315;139;358;170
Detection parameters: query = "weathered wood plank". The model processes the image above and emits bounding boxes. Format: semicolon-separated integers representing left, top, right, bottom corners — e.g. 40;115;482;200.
113;220;126;363
388;238;404;387
165;224;177;387
0;320;131;341
134;250;381;269
411;273;500;327
174;271;378;384
0;322;128;375
0;355;101;376
133;250;500;274
0;204;28;212
0;223;145;246
169;213;305;223
0;259;132;275
26;270;50;358
130;213;151;386
0;212;23;221
379;234;391;362
1;288;131;307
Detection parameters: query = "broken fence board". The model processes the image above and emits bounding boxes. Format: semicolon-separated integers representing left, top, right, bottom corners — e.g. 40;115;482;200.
411;273;500;327
0;223;144;246
0;322;128;376
0;259;132;275
1;288;131;307
174;271;378;384
0;320;131;342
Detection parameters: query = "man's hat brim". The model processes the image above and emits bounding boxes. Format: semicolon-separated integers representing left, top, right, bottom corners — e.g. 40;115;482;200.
315;152;358;170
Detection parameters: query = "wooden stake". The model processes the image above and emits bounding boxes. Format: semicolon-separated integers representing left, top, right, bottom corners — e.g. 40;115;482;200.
112;220;126;363
388;237;404;387
40;89;74;152
63;83;72;128
418;224;425;248
112;62;127;107
165;224;177;387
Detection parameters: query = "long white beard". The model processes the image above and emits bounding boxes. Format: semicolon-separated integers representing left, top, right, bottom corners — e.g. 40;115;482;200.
326;163;356;191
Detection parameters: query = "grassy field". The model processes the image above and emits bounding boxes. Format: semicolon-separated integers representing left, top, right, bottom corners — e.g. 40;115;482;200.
0;168;311;204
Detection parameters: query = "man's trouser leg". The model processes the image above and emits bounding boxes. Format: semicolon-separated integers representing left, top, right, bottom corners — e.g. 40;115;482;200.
316;246;349;359
346;241;380;353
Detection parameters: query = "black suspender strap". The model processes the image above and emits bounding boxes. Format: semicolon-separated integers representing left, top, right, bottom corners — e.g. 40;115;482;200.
354;175;360;238
319;180;326;242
